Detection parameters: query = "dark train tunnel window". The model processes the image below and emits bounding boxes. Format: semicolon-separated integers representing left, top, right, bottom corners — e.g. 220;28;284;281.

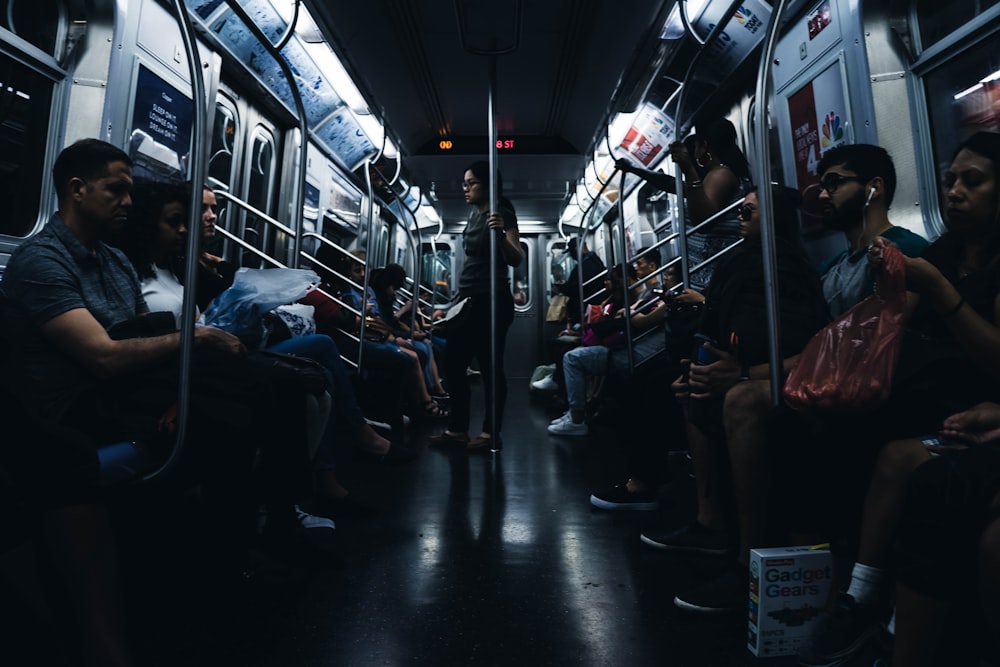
921;27;1000;191
0;54;53;238
0;1;59;55
915;0;1000;49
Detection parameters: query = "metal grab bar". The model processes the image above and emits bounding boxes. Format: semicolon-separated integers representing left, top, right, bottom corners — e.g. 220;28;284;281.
215;190;296;237
299;233;367;293
223;0;307;267
213;225;286;268
298;251;365;309
671;0;746;289
689;237;745;276
752;0;791;405
145;0;206;482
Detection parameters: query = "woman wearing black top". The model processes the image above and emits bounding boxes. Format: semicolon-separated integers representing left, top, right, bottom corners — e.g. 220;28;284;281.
430;161;522;451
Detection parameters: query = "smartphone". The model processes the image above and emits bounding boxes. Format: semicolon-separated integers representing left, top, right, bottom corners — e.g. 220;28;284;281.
917;434;967;452
667;283;685;297
692;333;719;365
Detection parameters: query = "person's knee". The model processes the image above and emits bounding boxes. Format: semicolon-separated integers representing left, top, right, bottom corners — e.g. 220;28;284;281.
722;379;769;421
874;439;930;485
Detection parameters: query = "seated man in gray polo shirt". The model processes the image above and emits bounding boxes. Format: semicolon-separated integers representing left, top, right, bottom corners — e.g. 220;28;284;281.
1;139;325;549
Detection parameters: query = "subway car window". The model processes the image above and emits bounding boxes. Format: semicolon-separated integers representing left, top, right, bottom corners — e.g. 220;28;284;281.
0;53;53;238
0;1;59;55
915;0;1000;48
921;26;1000;178
421;242;453;304
511;241;529;309
548;241;572;297
243;128;275;264
209;102;237;192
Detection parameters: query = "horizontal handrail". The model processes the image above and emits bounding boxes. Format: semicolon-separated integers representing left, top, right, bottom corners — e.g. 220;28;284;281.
689;237;745;275
299;250;364;306
216;190;296;237
214;225;286;268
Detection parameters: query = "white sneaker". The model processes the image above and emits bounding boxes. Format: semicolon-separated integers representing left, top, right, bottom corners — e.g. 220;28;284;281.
549;411;571;425
531;375;559;392
295;505;335;531
547;418;588;436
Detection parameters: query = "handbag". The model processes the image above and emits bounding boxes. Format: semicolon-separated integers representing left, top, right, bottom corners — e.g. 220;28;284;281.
783;245;907;413
546;294;569;323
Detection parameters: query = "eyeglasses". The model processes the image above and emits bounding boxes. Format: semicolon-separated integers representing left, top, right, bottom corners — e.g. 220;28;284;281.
737;204;756;220
819;172;861;195
461;180;481;190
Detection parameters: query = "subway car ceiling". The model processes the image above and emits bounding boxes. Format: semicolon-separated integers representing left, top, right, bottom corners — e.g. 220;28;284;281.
304;0;671;225
301;0;819;227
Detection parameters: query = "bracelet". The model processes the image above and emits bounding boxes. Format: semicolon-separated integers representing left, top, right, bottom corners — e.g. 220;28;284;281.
939;297;965;319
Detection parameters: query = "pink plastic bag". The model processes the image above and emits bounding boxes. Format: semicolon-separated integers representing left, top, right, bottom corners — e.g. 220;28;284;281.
783;245;906;413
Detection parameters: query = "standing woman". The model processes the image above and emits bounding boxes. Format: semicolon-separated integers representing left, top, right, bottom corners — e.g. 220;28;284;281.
431;161;522;451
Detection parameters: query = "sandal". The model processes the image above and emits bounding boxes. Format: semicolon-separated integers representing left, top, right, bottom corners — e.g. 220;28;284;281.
422;400;450;419
429;431;468;446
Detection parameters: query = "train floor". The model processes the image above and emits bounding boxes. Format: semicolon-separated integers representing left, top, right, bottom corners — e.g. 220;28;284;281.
1;375;986;666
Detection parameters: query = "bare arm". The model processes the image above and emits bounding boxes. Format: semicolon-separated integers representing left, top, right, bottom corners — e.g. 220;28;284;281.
888;252;1000;376
487;212;523;267
40;308;243;379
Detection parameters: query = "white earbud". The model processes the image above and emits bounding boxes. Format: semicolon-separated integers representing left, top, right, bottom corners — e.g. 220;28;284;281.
864;187;876;207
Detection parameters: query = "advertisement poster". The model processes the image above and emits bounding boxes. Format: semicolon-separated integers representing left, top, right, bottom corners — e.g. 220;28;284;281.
129;64;192;180
786;60;849;190
699;0;772;79
619;102;674;167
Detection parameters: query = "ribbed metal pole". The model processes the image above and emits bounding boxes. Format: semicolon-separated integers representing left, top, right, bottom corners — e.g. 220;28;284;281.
147;0;205;480
617;170;635;373
488;55;500;452
358;160;376;371
224;0;307;268
753;0;790;405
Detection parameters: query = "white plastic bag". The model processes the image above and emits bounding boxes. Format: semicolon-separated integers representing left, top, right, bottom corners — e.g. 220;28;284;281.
201;268;319;345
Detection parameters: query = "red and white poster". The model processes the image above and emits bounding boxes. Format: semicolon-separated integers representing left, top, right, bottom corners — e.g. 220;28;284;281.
619;102;674;167
786;60;849;190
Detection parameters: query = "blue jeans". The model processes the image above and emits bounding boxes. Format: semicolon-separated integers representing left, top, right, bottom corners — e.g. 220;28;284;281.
562;331;666;412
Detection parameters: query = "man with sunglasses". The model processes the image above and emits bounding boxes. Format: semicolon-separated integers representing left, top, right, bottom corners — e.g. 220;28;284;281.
814;144;928;317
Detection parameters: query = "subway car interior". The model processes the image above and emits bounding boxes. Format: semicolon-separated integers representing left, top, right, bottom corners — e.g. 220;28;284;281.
1;0;1000;665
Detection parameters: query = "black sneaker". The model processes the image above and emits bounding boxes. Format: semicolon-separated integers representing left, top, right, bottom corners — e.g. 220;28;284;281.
589;483;658;511
639;522;730;555
673;567;748;614
797;592;882;666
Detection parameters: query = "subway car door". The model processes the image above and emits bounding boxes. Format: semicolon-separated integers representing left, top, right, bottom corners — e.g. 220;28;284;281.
210;84;284;267
506;235;540;379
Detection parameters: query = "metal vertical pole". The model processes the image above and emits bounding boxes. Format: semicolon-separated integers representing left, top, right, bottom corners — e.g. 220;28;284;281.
617;170;635;373
358;160;376;371
672;0;744;290
488;55;500;451
147;0;205;480
752;0;790;405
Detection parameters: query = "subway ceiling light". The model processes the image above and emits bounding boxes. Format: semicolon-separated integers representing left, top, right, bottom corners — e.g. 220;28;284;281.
954;82;984;100
953;68;1000;100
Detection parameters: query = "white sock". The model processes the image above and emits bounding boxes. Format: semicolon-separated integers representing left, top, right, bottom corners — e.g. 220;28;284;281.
845;562;884;605
886;608;896;635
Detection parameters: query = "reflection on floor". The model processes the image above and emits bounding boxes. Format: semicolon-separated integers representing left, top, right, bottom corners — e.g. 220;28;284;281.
5;379;809;666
